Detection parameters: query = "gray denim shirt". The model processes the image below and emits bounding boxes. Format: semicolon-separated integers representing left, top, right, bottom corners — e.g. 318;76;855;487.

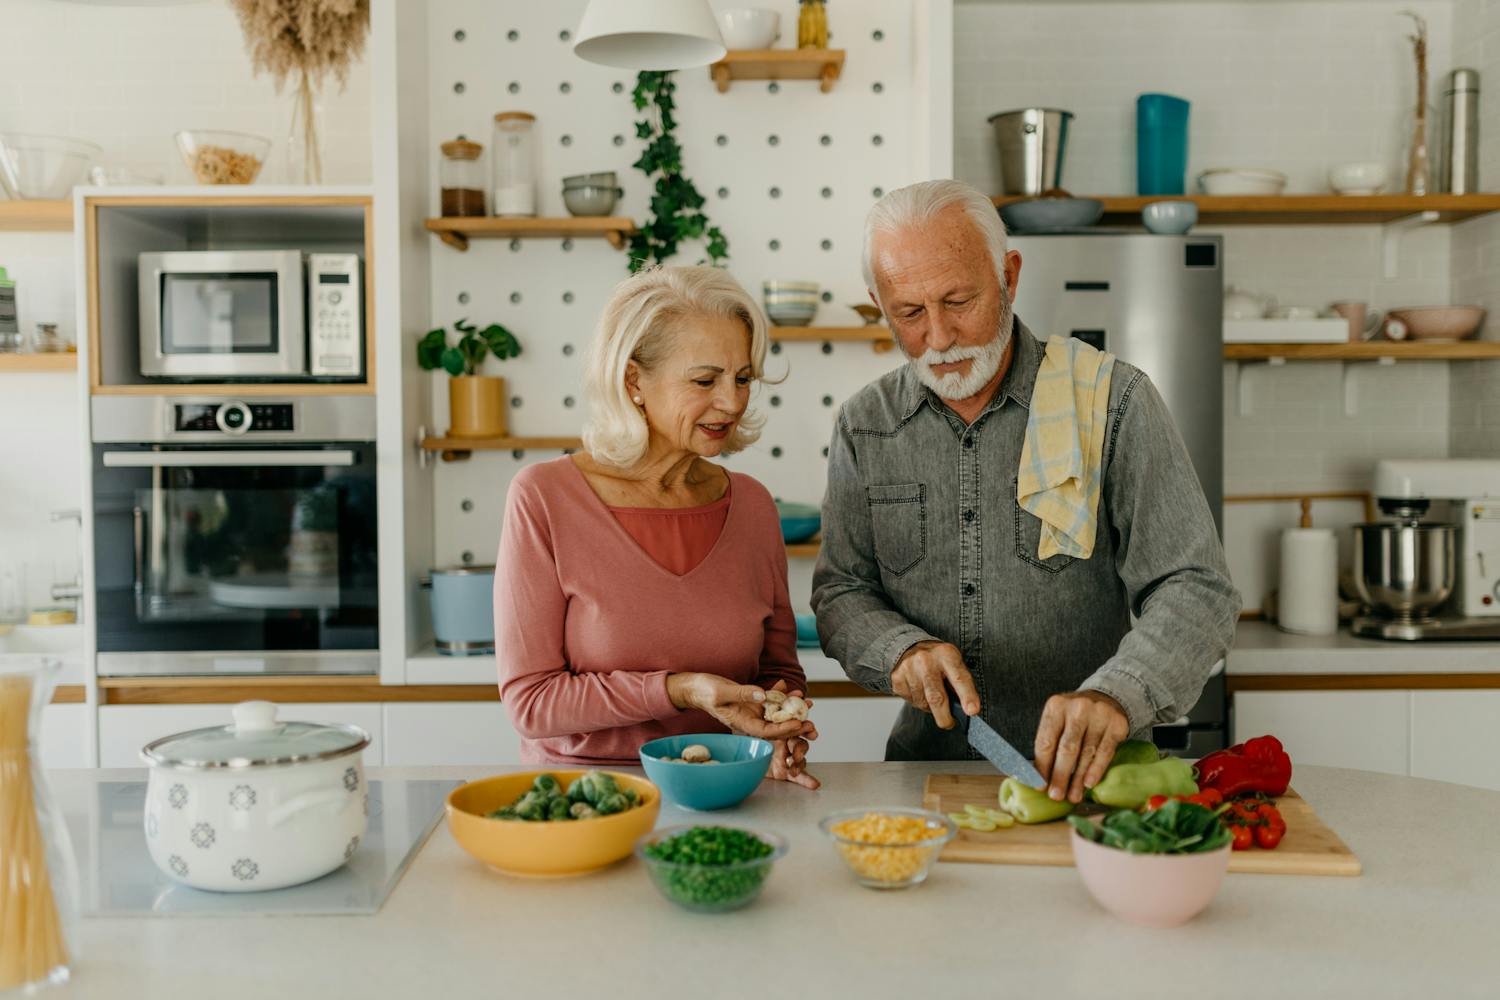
811;319;1240;761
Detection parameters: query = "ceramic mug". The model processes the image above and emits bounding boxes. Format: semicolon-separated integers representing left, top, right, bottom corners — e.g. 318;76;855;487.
1329;301;1384;342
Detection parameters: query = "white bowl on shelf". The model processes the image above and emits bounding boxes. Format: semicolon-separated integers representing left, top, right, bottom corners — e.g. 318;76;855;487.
1198;167;1287;196
1328;161;1388;195
716;8;780;50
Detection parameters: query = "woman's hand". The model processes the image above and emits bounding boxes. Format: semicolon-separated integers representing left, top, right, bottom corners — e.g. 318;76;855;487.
765;680;819;789
665;673;808;742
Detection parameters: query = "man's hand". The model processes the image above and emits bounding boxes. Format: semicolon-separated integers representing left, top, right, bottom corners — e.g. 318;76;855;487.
890;641;979;730
1034;690;1129;803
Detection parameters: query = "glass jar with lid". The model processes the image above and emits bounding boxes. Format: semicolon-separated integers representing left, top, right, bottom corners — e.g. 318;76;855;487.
439;138;487;217
492;111;538;217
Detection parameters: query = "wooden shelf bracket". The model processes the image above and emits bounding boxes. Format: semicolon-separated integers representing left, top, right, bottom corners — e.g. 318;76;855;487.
1382;210;1440;279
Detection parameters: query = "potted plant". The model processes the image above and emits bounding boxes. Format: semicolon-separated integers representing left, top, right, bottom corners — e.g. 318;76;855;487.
417;318;522;438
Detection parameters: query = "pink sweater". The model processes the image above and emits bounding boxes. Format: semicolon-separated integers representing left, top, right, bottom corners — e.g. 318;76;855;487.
494;457;806;765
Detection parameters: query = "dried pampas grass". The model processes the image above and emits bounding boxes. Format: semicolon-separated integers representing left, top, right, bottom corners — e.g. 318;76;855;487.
229;0;370;182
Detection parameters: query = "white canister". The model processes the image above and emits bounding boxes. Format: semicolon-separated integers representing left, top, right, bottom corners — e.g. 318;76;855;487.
1278;528;1339;635
141;701;369;893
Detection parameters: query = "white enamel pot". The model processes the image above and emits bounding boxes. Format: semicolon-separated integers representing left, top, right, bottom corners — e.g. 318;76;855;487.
141;701;370;892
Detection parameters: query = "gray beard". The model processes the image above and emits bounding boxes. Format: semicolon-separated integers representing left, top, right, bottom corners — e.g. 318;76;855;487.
905;297;1014;402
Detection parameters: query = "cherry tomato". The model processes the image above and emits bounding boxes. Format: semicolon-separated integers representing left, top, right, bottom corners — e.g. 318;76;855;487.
1145;795;1169;811
1198;788;1225;806
1254;823;1284;849
1230;823;1253;850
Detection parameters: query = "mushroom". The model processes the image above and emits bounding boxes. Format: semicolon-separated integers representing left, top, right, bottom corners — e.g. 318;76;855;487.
763;694;810;724
681;744;713;764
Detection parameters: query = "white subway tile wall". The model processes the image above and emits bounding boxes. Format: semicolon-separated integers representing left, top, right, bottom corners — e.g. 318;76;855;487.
0;2;371;185
1448;0;1500;458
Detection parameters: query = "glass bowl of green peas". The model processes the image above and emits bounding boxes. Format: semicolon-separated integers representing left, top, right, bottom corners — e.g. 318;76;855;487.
636;825;788;913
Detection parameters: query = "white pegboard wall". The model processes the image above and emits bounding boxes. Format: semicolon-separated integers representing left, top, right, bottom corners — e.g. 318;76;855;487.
424;0;934;603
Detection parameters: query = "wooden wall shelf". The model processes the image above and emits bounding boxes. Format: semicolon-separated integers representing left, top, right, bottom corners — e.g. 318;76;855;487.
0;352;76;372
709;49;846;93
421;435;583;461
425;217;636;252
770;325;895;353
786;541;821;558
992;193;1500;226
0;199;72;231
1224;341;1500;361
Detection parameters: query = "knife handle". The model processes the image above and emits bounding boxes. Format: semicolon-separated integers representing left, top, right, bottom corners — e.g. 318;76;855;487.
946;691;971;733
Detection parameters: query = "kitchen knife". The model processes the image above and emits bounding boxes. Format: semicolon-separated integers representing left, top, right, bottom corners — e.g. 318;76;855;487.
947;695;1047;789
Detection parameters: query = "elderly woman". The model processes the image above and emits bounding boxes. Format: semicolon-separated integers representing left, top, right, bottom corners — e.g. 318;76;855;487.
494;265;818;788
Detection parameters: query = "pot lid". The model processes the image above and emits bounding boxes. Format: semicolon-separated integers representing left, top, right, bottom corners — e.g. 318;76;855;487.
142;701;369;770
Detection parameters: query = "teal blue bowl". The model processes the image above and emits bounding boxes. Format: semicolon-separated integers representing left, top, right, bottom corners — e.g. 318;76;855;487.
795;613;819;648
639;734;773;811
776;500;821;544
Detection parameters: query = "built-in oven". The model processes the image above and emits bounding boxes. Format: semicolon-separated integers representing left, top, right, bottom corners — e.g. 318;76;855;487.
90;396;377;675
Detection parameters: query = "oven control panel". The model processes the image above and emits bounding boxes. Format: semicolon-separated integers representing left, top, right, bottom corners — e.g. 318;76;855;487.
175;401;294;434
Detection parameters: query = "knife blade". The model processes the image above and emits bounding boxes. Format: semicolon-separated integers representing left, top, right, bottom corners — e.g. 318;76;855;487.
948;695;1047;789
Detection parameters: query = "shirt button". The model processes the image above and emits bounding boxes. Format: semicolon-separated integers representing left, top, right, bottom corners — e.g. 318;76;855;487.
963;583;976;597
962;437;974;449
963;509;975;523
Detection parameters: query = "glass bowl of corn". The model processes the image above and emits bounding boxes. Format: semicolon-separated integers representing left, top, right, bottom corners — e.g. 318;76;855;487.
819;808;956;890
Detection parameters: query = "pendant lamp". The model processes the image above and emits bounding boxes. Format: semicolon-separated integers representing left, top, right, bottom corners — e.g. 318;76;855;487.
573;0;726;71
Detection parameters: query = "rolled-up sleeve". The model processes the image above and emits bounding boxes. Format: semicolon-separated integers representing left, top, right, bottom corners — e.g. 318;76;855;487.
811;411;936;694
1079;374;1240;734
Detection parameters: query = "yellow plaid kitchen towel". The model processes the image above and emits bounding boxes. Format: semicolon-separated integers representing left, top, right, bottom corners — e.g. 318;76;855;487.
1016;336;1115;560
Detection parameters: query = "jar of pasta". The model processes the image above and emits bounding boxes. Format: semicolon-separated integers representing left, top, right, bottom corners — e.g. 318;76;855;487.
491;112;538;217
0;659;78;992
798;0;829;49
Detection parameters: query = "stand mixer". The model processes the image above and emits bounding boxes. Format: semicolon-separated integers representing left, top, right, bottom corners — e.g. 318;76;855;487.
1352;459;1500;640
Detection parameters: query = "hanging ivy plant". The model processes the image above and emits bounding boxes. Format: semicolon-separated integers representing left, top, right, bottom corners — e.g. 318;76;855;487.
628;71;729;273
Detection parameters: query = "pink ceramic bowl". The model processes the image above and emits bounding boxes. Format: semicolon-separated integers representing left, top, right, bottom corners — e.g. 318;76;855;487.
1070;828;1230;927
1385;306;1486;341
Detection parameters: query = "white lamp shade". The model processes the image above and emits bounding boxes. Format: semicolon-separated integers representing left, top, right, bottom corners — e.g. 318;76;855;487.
573;0;727;71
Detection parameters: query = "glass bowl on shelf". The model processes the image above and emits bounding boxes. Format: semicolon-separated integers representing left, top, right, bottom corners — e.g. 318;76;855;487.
175;130;270;185
0;134;101;200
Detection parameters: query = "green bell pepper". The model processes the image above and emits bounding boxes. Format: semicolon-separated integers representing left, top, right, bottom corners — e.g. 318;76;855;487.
1106;740;1161;768
1088;756;1197;809
999;777;1075;824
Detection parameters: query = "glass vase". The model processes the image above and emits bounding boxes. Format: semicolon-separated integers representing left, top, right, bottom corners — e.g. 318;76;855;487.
286;74;324;186
0;658;79;993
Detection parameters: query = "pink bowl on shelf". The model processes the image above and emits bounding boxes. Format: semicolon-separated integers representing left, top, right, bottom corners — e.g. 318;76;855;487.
1385;306;1486;341
1070;828;1230;927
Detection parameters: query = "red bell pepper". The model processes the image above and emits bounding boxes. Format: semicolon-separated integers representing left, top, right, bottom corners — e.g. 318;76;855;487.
1194;735;1292;798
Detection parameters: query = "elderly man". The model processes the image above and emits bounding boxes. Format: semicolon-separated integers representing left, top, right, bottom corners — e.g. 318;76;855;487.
812;179;1239;803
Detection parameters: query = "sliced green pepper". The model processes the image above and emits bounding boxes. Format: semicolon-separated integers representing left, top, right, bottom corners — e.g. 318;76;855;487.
1106;740;1162;768
999;777;1075;824
1088;756;1197;809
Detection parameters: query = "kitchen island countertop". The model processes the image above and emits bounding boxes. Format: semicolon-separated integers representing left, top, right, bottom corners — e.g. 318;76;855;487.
45;762;1500;999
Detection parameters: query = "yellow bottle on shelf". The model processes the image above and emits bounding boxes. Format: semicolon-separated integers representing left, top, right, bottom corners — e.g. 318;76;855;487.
798;0;829;49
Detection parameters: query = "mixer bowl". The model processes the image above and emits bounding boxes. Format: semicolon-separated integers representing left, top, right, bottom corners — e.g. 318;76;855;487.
1351;523;1455;621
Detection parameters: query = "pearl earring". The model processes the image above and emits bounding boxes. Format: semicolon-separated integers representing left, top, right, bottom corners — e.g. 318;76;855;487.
632;395;643;405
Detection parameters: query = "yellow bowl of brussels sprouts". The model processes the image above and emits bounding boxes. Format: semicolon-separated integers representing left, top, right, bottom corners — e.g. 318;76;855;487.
446;769;661;877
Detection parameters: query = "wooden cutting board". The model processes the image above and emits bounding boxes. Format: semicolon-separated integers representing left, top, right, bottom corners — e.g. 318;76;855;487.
922;773;1362;876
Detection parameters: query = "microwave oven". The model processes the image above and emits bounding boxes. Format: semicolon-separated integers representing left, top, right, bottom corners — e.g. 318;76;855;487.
137;250;362;380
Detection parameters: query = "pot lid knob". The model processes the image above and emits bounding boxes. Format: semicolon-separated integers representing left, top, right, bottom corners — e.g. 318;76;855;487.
231;700;280;734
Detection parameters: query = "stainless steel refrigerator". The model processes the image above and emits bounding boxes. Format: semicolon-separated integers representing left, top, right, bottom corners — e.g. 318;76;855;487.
1008;232;1227;755
1008;233;1224;529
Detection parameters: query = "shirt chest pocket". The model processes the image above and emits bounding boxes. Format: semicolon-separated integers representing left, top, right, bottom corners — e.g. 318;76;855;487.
1012;475;1079;574
867;482;927;577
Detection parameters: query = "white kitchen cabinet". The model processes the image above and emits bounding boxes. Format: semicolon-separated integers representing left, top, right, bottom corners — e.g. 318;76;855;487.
803;697;905;763
1232;691;1409;776
1409;691;1500;792
383;703;523;766
39;704;91;769
98;703;384;768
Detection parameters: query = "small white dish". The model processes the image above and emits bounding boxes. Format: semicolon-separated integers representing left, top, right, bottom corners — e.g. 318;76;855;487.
1328;161;1388;195
1198;167;1287;196
1141;200;1198;234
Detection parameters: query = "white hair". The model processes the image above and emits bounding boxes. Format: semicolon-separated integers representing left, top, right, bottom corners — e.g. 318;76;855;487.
861;179;1010;307
582;265;769;468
